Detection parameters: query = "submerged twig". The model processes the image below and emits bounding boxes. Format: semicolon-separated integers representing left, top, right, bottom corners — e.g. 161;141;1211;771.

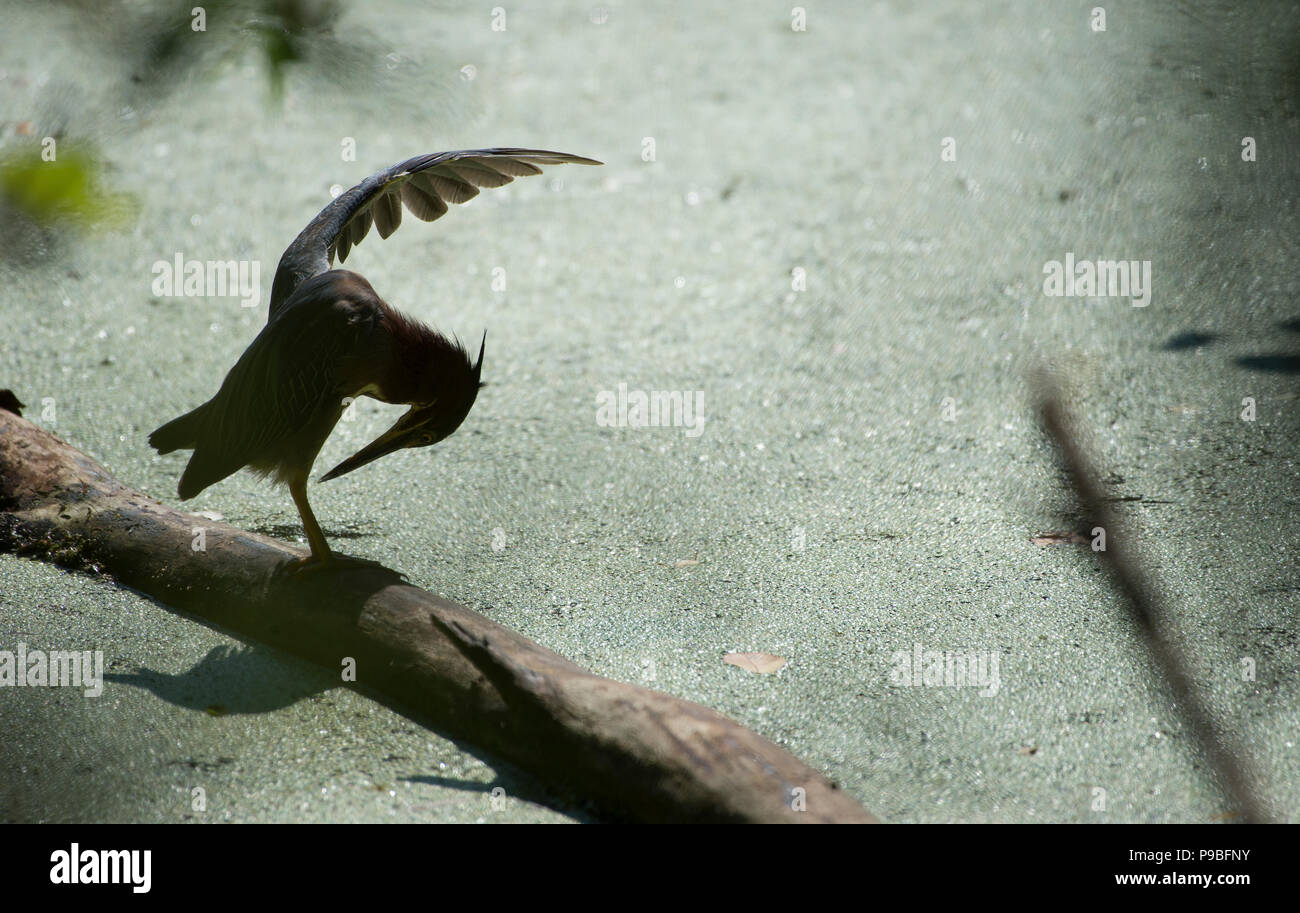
1035;372;1267;824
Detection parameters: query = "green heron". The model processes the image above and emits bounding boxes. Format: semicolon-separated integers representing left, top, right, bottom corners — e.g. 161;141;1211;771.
149;148;600;568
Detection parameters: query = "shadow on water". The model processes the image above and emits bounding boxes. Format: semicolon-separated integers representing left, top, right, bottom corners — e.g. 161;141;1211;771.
109;572;598;821
1236;318;1300;373
1160;320;1300;373
1235;354;1300;373
105;643;334;714
1161;331;1218;351
250;522;376;541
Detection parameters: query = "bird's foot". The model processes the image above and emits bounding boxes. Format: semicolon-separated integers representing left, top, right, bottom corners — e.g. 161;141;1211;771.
281;554;326;575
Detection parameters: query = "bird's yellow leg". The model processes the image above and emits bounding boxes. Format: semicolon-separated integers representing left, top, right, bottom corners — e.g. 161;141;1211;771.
288;476;333;567
285;477;385;573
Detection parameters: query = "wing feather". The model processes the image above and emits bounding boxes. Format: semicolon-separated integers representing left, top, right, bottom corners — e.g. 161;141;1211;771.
348;208;372;247
422;172;480;205
399;180;449;222
479;158;543;177
269;148;601;319
444;161;514;188
372;189;402;239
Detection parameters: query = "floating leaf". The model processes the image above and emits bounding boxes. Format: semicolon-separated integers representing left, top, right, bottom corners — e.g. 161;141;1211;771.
724;652;786;674
1030;531;1086;546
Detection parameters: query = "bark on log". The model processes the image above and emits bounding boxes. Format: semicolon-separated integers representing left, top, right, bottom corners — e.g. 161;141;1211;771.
0;395;877;823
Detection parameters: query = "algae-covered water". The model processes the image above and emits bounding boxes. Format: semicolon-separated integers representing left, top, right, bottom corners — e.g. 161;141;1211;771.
1;1;1297;822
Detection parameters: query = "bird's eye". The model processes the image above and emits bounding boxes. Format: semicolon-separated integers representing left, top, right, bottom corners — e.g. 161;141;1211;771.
419;432;436;445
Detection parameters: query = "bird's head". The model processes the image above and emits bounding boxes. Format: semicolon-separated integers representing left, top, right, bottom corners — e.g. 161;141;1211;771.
319;331;485;482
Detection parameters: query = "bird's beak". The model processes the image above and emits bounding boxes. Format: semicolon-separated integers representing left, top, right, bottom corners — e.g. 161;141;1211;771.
318;406;433;482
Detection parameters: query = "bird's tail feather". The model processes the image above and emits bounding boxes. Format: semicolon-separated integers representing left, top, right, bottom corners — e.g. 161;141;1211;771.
148;404;207;455
178;455;233;501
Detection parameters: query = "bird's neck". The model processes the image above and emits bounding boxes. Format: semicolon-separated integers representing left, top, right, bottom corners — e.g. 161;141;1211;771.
377;311;458;405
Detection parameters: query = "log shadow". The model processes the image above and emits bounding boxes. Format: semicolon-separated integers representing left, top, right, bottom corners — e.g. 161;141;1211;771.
115;571;600;822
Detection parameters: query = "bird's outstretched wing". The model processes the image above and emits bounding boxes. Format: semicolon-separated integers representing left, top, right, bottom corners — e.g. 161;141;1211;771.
268;148;602;319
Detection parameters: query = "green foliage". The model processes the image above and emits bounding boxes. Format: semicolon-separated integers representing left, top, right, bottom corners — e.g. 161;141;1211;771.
0;146;135;231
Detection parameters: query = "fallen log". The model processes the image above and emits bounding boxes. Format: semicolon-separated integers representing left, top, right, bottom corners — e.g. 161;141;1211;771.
0;392;877;823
